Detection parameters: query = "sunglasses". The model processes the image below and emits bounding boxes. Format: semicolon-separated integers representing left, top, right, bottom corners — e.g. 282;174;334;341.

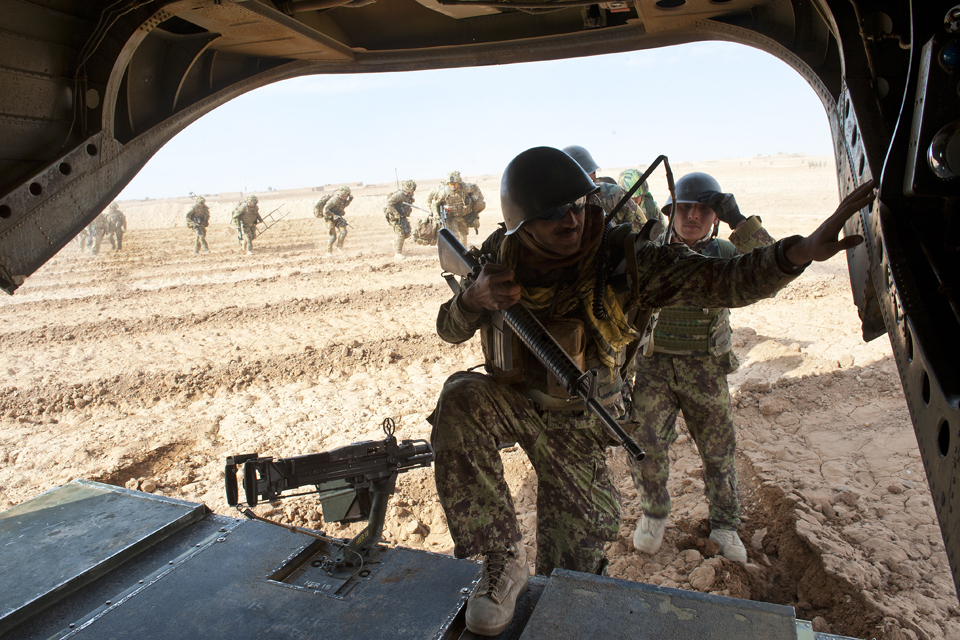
536;197;586;222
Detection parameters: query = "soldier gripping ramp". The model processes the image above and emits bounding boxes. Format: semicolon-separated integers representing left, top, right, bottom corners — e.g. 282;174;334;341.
1;480;856;640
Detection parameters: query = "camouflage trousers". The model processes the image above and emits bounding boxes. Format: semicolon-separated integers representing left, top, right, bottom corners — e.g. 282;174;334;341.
391;217;411;253
192;227;209;253
625;351;740;530
429;372;621;576
107;230;124;250
326;218;347;251
443;215;471;247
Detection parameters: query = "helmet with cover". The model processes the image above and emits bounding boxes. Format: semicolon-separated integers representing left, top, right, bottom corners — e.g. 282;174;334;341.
401;180;417;192
661;172;721;213
618;168;650;196
446;171;462;185
108;202;119;210
500;146;599;235
561;145;599;175
246;195;258;205
337;186;351;197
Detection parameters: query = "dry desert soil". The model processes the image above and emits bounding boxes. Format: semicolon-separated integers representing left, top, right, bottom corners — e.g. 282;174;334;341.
0;155;957;640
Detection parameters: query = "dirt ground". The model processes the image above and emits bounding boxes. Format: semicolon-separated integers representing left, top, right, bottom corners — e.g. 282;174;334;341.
0;155;957;640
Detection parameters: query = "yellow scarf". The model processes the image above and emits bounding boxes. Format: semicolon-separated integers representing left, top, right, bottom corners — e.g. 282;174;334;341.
499;206;639;371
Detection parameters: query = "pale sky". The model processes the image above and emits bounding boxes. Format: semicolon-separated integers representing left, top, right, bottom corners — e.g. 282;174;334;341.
119;41;835;200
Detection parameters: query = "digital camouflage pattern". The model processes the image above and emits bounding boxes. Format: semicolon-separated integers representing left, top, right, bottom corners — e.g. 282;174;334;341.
432;232;801;574
186;201;211;253
323;192;352;252
625;352;739;529
232;201;262;253
385;189;414;254
426;180;485;246
592;181;644;229
625;214;776;533
429;372;620;576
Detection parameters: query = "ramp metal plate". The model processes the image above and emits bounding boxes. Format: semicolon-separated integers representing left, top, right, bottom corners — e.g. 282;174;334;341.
58;518;480;639
0;480;206;636
518;569;797;640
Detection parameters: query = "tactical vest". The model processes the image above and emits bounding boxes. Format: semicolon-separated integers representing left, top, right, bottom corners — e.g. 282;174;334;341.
653;238;738;356
479;223;657;412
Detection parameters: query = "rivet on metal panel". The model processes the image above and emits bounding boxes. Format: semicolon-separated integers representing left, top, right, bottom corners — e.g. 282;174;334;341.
460;587;471;594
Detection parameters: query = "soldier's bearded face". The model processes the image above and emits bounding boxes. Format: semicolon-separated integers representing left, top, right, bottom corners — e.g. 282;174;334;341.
673;202;718;246
524;205;585;257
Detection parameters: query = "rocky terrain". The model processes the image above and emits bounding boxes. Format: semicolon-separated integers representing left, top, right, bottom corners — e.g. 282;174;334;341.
0;155;956;640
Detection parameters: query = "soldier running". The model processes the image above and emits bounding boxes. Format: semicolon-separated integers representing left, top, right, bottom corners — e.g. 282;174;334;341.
186;194;211;254
426;171;485;247
104;202;127;251
385;180;416;258
232;195;262;255
323;186;353;254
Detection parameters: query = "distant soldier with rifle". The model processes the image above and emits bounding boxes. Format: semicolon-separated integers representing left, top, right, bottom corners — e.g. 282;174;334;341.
186;193;210;254
232;195;262;255
428;146;875;636
322;186;353;254
384;179;416;258
426;170;485;247
105;202;127;251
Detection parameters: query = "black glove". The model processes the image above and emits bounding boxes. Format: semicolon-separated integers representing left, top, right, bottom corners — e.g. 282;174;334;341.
698;191;747;229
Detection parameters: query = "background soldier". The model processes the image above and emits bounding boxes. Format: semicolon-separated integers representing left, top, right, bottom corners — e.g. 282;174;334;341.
232;195;262;255
87;212;109;256
426;171;485;246
105;202;127;251
385;180;416;258
323;186;353;254
562;145;644;230
618;167;662;227
628;172;776;564
186;194;211;254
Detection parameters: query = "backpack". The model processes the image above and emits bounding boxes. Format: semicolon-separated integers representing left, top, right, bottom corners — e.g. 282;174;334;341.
314;194;334;218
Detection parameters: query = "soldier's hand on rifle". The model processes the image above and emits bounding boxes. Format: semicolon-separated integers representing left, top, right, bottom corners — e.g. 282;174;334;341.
461;264;521;313
784;179;876;266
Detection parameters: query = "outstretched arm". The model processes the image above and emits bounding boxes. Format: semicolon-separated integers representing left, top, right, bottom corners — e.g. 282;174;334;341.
784;179;876;265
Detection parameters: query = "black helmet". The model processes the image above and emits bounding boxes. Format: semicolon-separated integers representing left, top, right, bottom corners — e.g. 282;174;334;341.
561;145;599;175
662;172;721;213
500;147;599;235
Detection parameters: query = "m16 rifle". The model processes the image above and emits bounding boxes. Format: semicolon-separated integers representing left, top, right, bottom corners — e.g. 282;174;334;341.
224;417;433;574
437;229;645;462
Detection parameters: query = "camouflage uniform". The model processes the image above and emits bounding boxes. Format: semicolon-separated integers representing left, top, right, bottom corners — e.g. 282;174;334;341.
232;197;262;254
323;188;352;253
186;198;211;254
618;168;662;228
105;205;127;250
87;213;108;255
385;181;415;255
426;172;485;247
627;216;776;532
430;214;800;576
591;182;645;230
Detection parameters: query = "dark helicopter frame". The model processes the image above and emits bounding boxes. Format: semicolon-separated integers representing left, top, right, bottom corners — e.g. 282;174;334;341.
0;0;957;599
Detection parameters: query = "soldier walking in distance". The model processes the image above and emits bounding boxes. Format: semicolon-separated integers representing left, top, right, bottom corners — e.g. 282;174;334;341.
323;186;353;254
232;195;262;255
427;146;875;636
628;172;775;564
87;211;109;256
186;194;211;254
385;180;416;258
105;202;127;251
426;171;485;246
563;145;644;230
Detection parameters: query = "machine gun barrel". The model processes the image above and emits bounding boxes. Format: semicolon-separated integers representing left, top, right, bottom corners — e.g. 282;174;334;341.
437;229;645;462
225;435;433;507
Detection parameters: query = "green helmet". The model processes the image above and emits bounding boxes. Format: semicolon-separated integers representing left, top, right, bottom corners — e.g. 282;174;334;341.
500;147;598;235
338;186;351;197
246;195;258;205
446;171;462;184
402;180;416;192
618;168;650;196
